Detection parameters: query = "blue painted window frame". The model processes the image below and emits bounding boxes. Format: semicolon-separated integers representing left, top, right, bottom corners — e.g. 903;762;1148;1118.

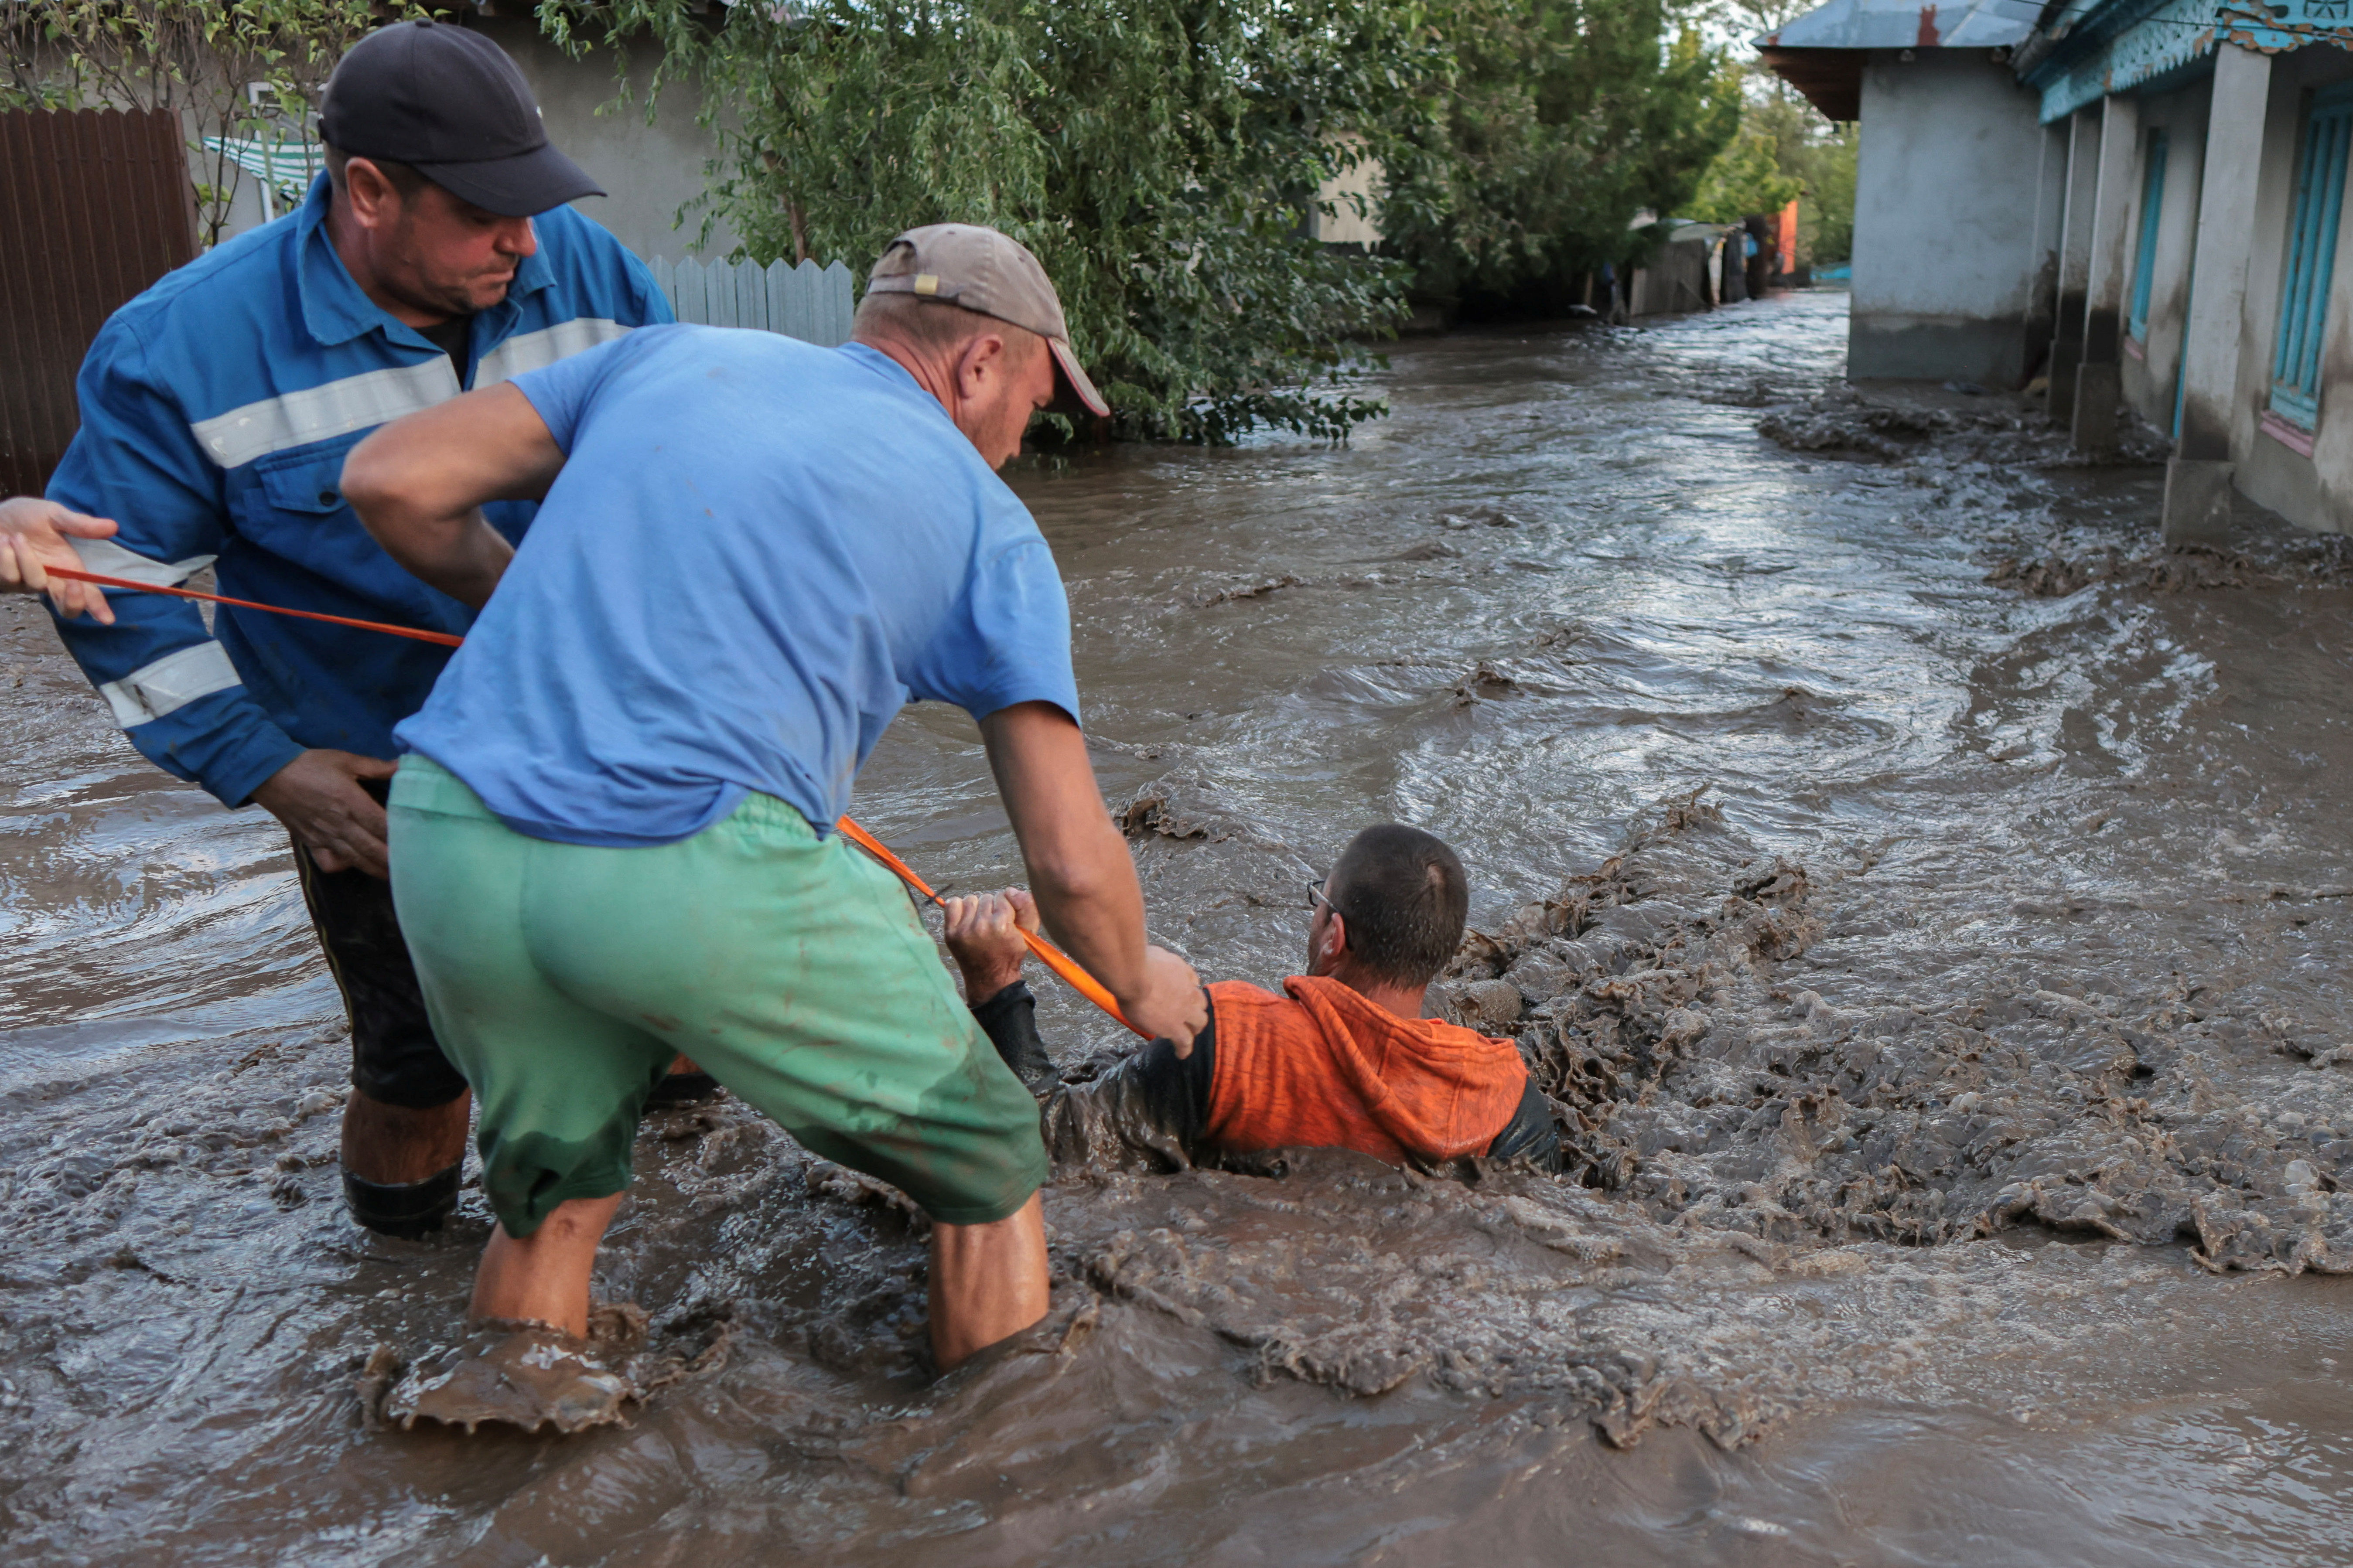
2270;82;2353;430
2128;130;2168;342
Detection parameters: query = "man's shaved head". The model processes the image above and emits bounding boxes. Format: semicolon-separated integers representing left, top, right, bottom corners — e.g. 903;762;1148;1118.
853;290;1043;365
1325;824;1469;989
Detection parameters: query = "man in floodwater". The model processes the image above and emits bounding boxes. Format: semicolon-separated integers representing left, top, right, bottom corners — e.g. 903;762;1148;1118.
943;824;1561;1172
340;224;1206;1372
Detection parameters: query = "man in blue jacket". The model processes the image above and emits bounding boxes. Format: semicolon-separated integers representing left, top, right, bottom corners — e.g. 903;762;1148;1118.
38;19;675;1238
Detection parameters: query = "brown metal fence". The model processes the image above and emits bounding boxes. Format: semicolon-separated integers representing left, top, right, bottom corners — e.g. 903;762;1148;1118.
0;109;197;495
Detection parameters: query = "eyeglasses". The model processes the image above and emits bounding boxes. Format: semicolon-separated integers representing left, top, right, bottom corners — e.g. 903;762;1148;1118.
1303;876;1332;914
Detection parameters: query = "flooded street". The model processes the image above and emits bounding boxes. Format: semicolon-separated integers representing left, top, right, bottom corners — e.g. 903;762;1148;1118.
13;289;2353;1563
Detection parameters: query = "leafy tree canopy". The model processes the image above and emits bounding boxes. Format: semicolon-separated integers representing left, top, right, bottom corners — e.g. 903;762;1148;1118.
548;0;1442;442
1688;0;1859;263
1378;0;1742;314
554;0;1744;439
5;0;1756;441
1688;124;1800;224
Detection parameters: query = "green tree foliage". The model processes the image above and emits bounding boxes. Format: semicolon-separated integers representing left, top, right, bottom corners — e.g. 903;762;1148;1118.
1725;85;1857;264
1377;0;1742;310
1;0;385;245
549;0;1442;441
1688;124;1800;224
1789;119;1856;264
554;0;1740;438
1686;0;1861;266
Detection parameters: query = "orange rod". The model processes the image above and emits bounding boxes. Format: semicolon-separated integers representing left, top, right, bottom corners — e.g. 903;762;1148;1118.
48;566;465;646
42;562;1142;1031
833;817;1145;1038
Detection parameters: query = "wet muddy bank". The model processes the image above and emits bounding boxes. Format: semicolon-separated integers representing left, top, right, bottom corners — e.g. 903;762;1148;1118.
10;291;2353;1563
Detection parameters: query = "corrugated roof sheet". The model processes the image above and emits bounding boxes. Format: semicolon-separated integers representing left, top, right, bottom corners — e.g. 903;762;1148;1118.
1759;0;2042;51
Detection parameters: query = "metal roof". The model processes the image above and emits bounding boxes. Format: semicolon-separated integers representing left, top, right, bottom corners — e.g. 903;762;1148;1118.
1758;0;2043;51
2019;0;2353;123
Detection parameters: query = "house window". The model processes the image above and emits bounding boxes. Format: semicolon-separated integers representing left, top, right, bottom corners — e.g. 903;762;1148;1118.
2128;130;2168;342
2270;83;2353;429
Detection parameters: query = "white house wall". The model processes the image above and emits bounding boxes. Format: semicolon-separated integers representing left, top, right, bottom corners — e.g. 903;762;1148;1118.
1850;51;2049;382
2119;80;2209;433
2232;48;2353;531
476;17;741;265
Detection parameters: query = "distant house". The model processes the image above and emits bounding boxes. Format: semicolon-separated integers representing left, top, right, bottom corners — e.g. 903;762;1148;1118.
1759;0;2047;386
1630;218;1749;316
1765;0;2353;539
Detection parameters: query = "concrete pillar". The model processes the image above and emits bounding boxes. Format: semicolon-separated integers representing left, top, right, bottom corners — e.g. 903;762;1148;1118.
2026;122;2070;377
2163;44;2273;542
2049;109;2104;417
2073;94;2142;453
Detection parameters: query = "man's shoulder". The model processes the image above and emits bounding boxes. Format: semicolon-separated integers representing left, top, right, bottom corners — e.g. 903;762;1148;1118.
523;206;659;315
1419;1010;1520;1052
579;322;827;388
539;328;868;441
101;217;300;348
1281;975;1521;1055
745;338;981;436
1205;980;1319;1057
1206;978;1289;1011
531;201;631;255
1392;1003;1522;1062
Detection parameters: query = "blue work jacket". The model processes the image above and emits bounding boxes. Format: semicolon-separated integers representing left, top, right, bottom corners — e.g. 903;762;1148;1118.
44;174;673;808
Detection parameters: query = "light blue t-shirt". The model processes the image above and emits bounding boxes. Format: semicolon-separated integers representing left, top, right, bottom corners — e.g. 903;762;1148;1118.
395;326;1081;847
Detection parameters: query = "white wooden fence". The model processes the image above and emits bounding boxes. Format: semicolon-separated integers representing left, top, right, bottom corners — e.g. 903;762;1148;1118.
648;256;855;346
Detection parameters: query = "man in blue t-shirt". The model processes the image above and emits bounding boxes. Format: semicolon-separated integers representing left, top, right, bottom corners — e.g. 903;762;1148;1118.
343;225;1206;1380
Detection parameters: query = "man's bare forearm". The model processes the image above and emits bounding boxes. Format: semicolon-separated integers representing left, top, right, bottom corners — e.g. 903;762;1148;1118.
368;504;513;610
977;703;1203;1047
1033;830;1149;1005
980;702;1148;999
343;384;563;609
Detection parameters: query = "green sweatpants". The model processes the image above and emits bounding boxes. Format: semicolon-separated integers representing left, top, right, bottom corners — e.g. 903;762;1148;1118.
386;755;1048;1237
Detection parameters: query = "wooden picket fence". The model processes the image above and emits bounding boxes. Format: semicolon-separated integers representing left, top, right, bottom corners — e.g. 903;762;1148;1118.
648;255;855;346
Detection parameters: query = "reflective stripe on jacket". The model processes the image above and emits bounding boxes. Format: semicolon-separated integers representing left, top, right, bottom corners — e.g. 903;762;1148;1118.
44;174;673;807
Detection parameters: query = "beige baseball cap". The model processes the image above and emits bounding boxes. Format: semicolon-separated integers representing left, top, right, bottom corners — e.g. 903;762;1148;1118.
865;224;1110;419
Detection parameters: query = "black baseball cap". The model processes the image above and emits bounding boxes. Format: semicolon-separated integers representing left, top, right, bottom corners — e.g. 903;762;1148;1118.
320;19;603;217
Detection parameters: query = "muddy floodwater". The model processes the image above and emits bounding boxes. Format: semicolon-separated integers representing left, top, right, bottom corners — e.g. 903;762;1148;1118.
15;290;2353;1564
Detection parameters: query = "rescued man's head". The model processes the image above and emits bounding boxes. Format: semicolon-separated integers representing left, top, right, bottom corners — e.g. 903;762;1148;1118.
1314;824;1470;991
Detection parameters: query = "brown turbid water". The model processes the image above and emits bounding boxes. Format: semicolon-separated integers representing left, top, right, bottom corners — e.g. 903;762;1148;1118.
10;290;2353;1565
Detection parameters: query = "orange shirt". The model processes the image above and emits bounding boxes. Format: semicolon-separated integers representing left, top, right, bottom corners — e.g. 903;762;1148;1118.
1201;976;1529;1162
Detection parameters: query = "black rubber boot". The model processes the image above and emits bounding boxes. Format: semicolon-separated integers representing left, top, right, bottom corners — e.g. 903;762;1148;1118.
643;1071;721;1108
345;1162;462;1239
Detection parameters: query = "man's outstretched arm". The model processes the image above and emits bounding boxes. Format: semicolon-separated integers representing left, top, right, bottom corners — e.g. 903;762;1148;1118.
342;383;566;610
978;701;1206;1050
943;890;1061;1091
943;888;1213;1170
